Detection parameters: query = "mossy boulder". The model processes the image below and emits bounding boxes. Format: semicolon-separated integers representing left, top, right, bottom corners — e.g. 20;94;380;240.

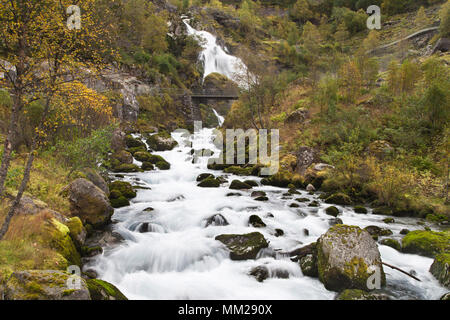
353;206;368;214
260;170;292;188
229;180;252;190
215;232;269;260
244;180;258;187
224;166;253;176
110;196;130;208
3;270;90;300
380;238;401;251
111;163;143;173
155;160;170;170
196;173;214;182
364;226;393;237
127;146;147;155
133;151;153;162
197;177;220;188
109;181;136;199
402;230;450;258
317;225;386;292
248;215;266;228
383;218;395;224
83;168;109;196
66;217;86;249
68;178;113;229
441;292;450;300
429;253;450;288
147;131;177;151
300;253;318;278
86;279;127;300
325;206;340;217
325;193;352;206
111;150;133;165
141;162;154;171
125;135;145;149
336;289;391;300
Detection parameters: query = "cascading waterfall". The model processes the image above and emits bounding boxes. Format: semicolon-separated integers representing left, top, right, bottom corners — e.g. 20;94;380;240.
183;19;248;85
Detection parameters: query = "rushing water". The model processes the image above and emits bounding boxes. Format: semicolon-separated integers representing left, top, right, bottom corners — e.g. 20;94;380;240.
183;19;247;84
88;126;447;300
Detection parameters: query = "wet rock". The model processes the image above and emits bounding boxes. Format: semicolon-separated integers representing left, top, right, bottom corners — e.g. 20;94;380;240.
328;218;343;226
109;181;136;199
254;196;269;201
314;163;335;171
402;230;450;258
244;180;258;187
380;238;401;251
204;214;229;227
143;207;154;212
325;206;339;217
289;203;300;208
4;270;91;300
353;206;368;214
111;163;143;173
197;177;220;188
141;162;154;171
303;229;309;236
440;292;450;300
400;229;410;235
86;279;128;300
196;173;214;182
68;178;113;228
300;253;318;277
251;191;266;198
229;180;252;190
215;232;269;260
364;226;393;237
249;266;289;282
383;218;395;224
325;193;352;206
296;198;309;203
317;225;386;292
306;184;316;192
125;135;145;149
226;192;242;197
308;201;319;207
275;229;284;237
249;215;266;228
147;131;177;151
336;289;391;300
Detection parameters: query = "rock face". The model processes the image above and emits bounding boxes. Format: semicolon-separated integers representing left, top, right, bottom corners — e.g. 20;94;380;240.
317;225;386;292
215;232;269;260
429;254;450;288
68;178;114;228
3;270;90;300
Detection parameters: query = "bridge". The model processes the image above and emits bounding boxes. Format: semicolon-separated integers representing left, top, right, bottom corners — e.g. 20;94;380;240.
149;88;240;100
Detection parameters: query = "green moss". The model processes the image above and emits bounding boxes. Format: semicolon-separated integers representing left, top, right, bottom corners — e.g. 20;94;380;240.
125;135;145;148
380;238;401;251
109;181;136;199
86;279;127;300
197;177;220;188
141;162;154;171
110;196;130;208
196;173;214;182
325;206;340;217
260;170;293;188
133;151;153;162
383;218;395;224
155;160;170;170
402;230;450;257
354;206;368;214
224;166;253;176
127;146;147;155
112;163;143;173
325;193;352;205
229;180;252;190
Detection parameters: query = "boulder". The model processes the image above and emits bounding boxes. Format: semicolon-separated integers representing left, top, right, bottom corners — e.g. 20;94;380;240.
147;132;177;151
229;180;252;190
353;206;368;214
215;232;269;260
429;253;450;288
66;217;86;249
124;135;145;149
300;253;318;278
249;266;289;282
383;218;395;224
364;226;393;237
111;163;143;173
204;214;229;227
68;178;114;228
285;108;309;124
306;184;316;192
86;279;127;300
110;128;126;152
109;181;136;199
141;162;154;171
325;206;339;217
197;177;220;188
111;150;133;165
402;230;450;258
317;225;386;292
295;147;317;174
325;193;352;205
16;195;47;215
380;238;401;251
248;215;266;228
328;218;343;226
3;270;90;300
83;168;109;195
336;289;391;300
196;173;214;182
251;191;266;198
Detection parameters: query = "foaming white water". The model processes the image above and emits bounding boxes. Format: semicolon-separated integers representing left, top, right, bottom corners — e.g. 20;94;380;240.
89;127;447;300
212;109;224;126
183;19;247;84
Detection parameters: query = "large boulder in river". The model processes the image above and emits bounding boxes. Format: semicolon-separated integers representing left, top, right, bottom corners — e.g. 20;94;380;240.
402;230;450;258
147;131;177;151
68;178;113;228
317;225;386;292
429;253;450;288
215;232;269;260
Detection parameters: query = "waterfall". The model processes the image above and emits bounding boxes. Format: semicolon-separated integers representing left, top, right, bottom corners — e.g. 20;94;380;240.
212;108;224;127
183;19;248;85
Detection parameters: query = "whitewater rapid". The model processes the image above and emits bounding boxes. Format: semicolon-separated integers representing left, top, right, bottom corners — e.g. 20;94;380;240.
88;127;447;300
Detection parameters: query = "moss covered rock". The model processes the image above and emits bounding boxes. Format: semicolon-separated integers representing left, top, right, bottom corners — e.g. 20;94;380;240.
215;232;269;260
86;279;127;300
364;226;393;237
402;230;450;258
380;238;401;251
229;180;252;190
111;150;133;165
248;215;266;228
133;151;153;162
66;217;86;249
336;289;391;300
147;131;177;151
197;177;220;188
4;270;90;300
111;163;143;173
141;162;155;171
429;253;450;288
109;181;136;199
68;178;113;229
155;160;171;170
196;173;214;182
317;225;386;292
325;206;340;217
353;206;368;214
325;193;352;206
260;170;292;188
224;166;253;176
300;253;318;278
125;135;145;149
110;196;130;208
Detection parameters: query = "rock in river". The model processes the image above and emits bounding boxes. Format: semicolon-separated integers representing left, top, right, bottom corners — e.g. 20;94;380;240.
215;232;269;260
